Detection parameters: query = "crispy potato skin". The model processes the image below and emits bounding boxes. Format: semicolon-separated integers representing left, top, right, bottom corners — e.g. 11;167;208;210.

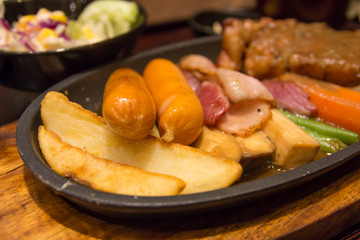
38;125;186;196
192;126;242;162
263;109;319;169
143;58;204;145
40;91;242;194
102;68;156;140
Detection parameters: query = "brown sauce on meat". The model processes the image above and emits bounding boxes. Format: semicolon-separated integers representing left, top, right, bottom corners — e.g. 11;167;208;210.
289;23;360;86
218;17;360;87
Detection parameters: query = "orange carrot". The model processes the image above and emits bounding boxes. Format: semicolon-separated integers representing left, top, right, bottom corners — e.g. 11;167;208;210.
280;73;360;134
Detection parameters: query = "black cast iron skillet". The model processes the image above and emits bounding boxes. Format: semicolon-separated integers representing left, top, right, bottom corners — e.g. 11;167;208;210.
16;35;360;219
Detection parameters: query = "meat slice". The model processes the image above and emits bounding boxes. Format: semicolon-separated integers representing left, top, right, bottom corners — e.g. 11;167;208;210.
216;99;272;137
179;54;217;78
215;68;275;105
245;18;296;79
216;18;248;71
217;17;360;87
181;67;230;127
196;81;230;126
181;70;201;92
216;17;272;71
262;79;317;116
289;22;360;87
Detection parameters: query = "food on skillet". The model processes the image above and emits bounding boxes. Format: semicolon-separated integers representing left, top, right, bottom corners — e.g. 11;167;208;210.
279;73;360;135
0;0;140;52
192;126;276;172
179;54;320;169
38;126;186;196
37;15;360;196
262;109;319;169
234;131;276;172
39;91;242;195
38;53;360;196
143;58;204;145
102;68;156;140
217;17;360;87
179;54;230;127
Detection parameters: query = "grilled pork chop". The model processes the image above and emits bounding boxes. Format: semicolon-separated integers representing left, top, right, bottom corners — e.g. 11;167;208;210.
217;17;360;87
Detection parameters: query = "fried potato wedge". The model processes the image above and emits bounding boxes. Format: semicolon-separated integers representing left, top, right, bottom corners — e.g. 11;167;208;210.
38;126;186;196
263;109;319;169
40;92;243;194
192;126;242;162
235;131;276;172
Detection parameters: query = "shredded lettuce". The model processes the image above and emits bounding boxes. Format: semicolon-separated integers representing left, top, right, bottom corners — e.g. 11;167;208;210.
76;0;139;38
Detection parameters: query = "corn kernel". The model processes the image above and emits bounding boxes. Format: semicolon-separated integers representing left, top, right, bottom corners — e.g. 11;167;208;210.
37;28;57;48
18;15;36;24
51;11;67;23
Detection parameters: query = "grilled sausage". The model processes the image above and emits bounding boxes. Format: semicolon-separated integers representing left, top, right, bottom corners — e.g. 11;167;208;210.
102;68;156;139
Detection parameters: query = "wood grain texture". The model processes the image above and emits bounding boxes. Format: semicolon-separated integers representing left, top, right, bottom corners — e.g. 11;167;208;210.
1;118;360;240
0;121;22;175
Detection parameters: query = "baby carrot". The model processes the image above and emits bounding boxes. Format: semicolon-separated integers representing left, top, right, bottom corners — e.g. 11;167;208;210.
280;110;359;145
280;73;360;134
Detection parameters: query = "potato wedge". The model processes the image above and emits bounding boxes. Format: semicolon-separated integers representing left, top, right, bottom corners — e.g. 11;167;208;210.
192;126;242;162
40;92;243;194
235;131;276;172
38;126;186;196
262;109;320;169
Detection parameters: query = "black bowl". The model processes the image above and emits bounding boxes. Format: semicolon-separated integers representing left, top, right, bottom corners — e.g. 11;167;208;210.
16;36;360;219
0;0;146;92
189;9;261;36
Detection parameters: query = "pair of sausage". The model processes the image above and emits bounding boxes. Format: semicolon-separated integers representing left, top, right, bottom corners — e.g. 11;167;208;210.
102;58;204;145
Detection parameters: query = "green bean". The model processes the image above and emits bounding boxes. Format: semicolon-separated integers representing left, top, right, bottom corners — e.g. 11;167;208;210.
279;110;359;145
302;128;347;153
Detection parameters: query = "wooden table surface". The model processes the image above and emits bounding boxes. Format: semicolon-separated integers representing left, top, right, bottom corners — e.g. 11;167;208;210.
2;24;360;240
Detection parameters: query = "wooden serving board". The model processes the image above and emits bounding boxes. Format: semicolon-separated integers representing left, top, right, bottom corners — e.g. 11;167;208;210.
1;120;360;240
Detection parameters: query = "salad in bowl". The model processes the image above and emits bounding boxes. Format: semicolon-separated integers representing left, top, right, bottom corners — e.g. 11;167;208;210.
0;0;141;52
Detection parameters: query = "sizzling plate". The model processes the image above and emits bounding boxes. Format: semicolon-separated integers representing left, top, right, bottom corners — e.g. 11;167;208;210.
16;35;360;219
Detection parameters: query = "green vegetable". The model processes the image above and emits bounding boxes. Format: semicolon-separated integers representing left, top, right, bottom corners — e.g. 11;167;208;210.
78;0;140;37
302;128;347;153
279;110;359;145
66;20;82;39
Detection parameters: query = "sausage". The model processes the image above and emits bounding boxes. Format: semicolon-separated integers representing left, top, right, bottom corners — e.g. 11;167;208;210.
102;68;156;140
143;58;204;145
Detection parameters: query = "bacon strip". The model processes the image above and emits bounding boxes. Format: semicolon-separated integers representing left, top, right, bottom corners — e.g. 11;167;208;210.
196;81;230;126
181;70;201;92
216;100;272;137
179;54;217;78
215;68;275;105
180;54;275;133
262;79;317;116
